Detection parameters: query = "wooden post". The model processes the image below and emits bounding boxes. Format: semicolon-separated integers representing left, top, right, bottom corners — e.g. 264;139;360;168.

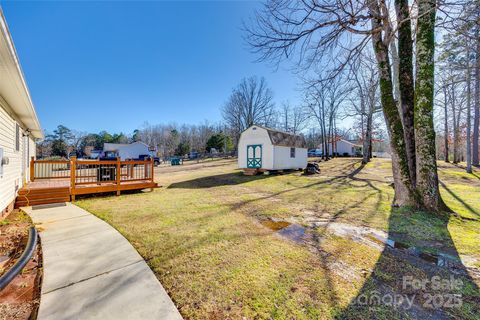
30;156;35;182
70;156;76;202
116;157;121;196
129;162;134;179
151;157;154;183
144;159;148;181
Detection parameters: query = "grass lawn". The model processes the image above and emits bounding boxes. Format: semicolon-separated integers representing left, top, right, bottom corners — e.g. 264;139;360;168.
76;158;480;319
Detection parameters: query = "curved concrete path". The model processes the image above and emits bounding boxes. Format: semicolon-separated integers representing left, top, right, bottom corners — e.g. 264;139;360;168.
22;203;182;320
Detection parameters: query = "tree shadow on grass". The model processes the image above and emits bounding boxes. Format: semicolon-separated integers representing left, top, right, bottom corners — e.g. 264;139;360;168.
439;180;480;219
215;162;480;318
168;160;479;318
168;171;284;189
337;208;480;319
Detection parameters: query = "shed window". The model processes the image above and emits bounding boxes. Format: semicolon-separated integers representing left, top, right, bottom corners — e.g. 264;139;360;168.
290;147;295;158
15;124;20;151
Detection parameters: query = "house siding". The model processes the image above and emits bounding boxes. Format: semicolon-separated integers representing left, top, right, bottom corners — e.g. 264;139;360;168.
0;100;36;214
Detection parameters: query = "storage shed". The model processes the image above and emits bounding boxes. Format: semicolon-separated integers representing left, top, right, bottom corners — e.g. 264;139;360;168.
238;125;307;171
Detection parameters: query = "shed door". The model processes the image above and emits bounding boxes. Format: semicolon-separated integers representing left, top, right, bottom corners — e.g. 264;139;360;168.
247;145;262;168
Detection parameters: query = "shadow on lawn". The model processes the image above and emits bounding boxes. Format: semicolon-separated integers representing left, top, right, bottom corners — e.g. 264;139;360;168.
439;180;480;219
216;162;480;318
169;160;479;318
336;208;480;319
334;177;480;319
168;171;276;189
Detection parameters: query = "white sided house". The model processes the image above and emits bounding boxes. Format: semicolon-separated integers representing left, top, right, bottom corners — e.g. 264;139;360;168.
321;139;363;157
0;11;43;216
238;125;307;171
103;141;153;160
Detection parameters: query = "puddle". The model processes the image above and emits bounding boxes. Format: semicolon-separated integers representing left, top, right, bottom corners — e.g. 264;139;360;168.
262;218;473;272
261;219;306;243
261;220;291;231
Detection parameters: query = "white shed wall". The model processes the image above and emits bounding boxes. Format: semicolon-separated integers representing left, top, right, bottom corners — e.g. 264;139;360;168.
238;127;274;169
238;126;307;170
272;146;307;170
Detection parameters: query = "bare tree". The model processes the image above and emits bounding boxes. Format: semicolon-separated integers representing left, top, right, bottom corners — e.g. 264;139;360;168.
280;101;308;134
222;76;276;141
438;5;479;171
245;0;449;211
305;75;349;160
346;52;381;164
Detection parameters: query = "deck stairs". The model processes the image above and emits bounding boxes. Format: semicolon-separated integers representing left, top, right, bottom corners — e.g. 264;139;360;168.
15;186;71;208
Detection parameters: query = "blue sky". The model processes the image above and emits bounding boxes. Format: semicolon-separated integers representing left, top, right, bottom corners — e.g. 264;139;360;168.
1;1;302;135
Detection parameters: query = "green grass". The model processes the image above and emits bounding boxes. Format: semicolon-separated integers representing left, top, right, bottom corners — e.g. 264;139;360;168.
76;158;480;319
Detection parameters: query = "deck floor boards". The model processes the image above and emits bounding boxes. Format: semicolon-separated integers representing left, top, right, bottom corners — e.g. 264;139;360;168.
16;179;157;208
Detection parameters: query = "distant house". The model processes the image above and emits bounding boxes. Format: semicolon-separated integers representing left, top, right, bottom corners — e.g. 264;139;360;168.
102;141;154;160
0;11;43;216
320;139;363;157
238;125;307;171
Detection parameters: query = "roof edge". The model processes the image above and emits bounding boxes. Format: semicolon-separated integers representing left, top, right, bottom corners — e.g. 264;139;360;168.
0;8;43;139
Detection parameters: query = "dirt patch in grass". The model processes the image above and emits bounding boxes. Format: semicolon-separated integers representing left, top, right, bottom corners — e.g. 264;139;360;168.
0;210;42;320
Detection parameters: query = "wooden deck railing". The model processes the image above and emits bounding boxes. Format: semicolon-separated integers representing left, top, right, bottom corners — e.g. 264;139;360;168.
30;156;155;199
30;159;70;180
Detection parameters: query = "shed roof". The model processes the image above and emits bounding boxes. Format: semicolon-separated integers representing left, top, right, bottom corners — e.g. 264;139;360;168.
248;125;307;148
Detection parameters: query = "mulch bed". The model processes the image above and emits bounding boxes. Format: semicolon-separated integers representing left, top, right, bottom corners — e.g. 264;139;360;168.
0;210;42;320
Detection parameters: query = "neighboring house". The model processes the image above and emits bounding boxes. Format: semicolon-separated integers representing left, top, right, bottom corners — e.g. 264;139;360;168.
238;125;307;170
102;141;154;160
0;11;43;216
320;139;363;157
372;151;391;158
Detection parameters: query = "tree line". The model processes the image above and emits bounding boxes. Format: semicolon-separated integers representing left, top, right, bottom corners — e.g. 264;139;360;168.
37;123;234;159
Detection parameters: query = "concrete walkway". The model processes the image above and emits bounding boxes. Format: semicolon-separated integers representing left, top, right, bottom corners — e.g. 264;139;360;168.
22;203;182;320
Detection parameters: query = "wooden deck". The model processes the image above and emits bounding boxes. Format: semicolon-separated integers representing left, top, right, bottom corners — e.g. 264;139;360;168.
15;157;157;208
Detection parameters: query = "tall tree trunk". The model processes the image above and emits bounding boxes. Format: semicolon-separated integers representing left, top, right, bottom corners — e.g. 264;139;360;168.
473;27;480;166
414;0;445;211
390;40;401;102
466;43;473;173
443;85;449;162
369;135;373;159
395;0;417;186
369;0;417;207
451;85;460;163
363;113;373;164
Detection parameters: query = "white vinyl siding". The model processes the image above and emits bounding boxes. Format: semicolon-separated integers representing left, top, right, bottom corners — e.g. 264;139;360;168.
0;101;35;212
238;126;307;170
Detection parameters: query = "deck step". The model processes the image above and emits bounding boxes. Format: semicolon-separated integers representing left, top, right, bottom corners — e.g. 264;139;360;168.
16;186;71;208
18;187;70;195
15;197;70;208
16;192;70;201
